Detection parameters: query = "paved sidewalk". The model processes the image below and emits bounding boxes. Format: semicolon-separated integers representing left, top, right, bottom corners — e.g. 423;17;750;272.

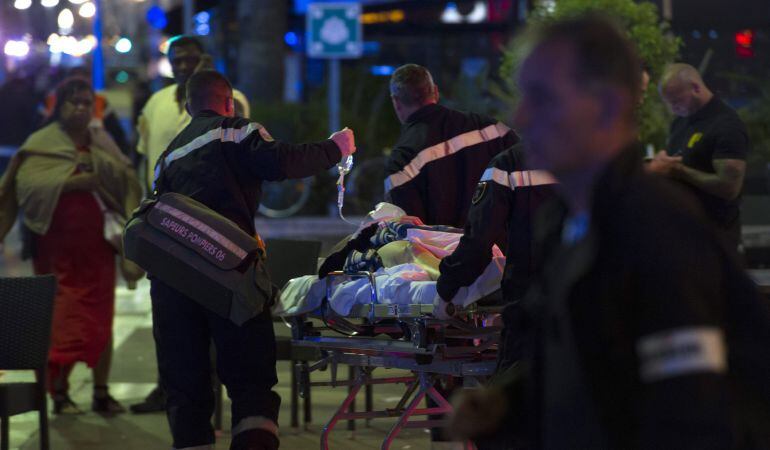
0;221;461;449
2;278;442;450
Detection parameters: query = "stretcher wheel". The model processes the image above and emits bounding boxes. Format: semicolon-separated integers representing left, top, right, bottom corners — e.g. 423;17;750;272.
289;317;305;340
399;322;412;341
414;320;429;348
298;368;310;398
416;354;433;365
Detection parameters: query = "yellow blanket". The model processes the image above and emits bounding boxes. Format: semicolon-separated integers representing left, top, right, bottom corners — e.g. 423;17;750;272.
0;122;142;241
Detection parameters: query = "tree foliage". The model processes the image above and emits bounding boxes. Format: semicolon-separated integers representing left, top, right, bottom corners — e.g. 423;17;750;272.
725;74;770;171
500;0;681;148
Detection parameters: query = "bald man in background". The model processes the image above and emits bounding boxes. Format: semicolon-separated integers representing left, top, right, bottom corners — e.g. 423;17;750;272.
648;63;749;251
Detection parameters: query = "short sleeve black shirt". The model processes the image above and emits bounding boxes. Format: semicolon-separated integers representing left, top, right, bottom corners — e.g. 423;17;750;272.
666;97;749;234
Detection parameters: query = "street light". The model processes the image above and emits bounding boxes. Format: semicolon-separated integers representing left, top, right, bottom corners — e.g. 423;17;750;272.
68;0;88;4
115;37;132;53
58;8;75;31
41;0;60;7
4;40;30;58
13;0;32;10
440;3;462;24
47;33;96;57
79;2;96;18
466;2;487;24
157;57;173;78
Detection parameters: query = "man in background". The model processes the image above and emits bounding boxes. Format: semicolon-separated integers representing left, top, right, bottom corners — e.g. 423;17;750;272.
136;35;250;189
648;63;749;251
436;143;556;377
149;69;355;450
131;35;250;414
384;64;518;228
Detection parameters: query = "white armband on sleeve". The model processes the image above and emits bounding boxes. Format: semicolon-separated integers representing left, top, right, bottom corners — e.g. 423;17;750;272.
636;326;727;383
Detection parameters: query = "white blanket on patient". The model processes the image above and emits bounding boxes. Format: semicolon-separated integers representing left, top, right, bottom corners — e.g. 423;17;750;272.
273;220;505;317
273;257;505;317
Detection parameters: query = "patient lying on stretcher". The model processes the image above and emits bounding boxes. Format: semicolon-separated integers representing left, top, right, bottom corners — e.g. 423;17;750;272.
272;203;505;318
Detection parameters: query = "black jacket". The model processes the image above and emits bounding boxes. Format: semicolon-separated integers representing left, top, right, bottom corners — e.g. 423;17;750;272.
508;146;770;449
384;103;518;227
666;97;749;247
436;144;556;303
154;110;341;235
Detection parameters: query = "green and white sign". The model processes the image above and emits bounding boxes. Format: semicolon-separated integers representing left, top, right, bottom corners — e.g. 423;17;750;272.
306;2;362;59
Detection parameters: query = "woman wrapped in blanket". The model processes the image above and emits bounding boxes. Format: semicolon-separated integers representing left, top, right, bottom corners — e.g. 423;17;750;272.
0;77;143;415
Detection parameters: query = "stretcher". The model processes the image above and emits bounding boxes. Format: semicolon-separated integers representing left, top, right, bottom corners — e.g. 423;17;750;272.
285;271;503;450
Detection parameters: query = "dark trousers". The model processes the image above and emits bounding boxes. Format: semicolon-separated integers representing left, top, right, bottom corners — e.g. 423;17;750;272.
150;279;281;448
475;312;532;450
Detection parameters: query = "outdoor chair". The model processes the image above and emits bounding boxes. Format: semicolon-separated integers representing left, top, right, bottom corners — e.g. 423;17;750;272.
265;238;322;290
0;275;57;450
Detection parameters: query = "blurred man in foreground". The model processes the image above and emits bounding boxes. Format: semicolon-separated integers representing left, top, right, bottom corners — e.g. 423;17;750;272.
449;14;770;450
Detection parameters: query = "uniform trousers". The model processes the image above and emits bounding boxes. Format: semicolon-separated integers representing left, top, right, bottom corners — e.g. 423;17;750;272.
150;279;281;449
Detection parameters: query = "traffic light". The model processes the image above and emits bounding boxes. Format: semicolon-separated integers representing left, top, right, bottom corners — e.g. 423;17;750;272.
735;29;754;58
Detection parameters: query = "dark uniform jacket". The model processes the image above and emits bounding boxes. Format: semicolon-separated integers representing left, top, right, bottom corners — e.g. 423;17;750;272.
436;144;556;303
384;103;518;227
153;110;341;236
505;146;770;450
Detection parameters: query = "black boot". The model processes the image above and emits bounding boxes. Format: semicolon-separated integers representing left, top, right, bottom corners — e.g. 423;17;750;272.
52;392;84;415
129;385;166;413
230;429;279;450
92;385;126;414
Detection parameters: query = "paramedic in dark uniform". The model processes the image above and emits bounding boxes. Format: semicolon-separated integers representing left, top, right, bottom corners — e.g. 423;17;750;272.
150;70;356;450
385;64;518;227
436;143;556;369
448;15;770;449
648;63;749;251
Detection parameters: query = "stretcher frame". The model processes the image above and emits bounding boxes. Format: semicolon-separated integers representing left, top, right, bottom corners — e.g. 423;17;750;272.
289;271;502;450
